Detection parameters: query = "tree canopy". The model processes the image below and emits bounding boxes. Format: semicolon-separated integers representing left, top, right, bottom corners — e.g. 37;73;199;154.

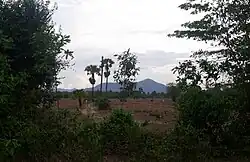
0;0;73;112
0;0;73;136
113;48;140;99
169;0;250;88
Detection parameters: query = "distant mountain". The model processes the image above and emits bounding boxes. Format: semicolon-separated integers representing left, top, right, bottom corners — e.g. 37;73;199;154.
84;78;167;93
58;79;168;93
57;88;76;92
137;79;168;93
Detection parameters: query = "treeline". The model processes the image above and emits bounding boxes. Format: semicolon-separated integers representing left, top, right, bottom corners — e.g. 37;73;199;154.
56;90;169;99
83;48;140;98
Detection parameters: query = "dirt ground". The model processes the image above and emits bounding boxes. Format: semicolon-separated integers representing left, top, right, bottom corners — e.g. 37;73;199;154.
57;99;249;162
58;98;177;132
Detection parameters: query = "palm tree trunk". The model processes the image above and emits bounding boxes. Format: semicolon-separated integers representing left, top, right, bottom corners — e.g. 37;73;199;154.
100;56;104;94
92;84;94;100
106;77;108;92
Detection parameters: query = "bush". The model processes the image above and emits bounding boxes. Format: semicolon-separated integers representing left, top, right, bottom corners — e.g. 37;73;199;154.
100;109;141;156
177;86;250;157
157;125;211;162
99;109;165;161
0;108;103;162
94;97;111;110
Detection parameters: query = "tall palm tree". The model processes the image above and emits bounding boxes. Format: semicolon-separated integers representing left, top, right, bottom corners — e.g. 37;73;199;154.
85;65;100;98
99;56;104;93
103;58;114;92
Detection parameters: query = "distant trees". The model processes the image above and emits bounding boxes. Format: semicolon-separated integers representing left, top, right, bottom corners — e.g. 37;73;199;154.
167;82;180;102
85;57;114;98
73;89;87;110
103;58;115;92
138;87;144;95
84;65;100;98
113;48;140;100
84;49;140;100
81;51;172;101
56;90;169;100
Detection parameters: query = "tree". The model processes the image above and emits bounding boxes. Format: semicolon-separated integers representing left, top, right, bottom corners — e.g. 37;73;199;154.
169;0;250;110
167;1;250;155
103;58;115;92
113;48;140;99
99;56;104;94
0;0;73;113
85;65;100;98
151;91;157;101
73;89;87;110
0;0;73;160
138;87;144;97
167;82;181;102
169;0;250;89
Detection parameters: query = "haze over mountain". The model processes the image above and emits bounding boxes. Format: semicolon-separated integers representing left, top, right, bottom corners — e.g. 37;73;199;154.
58;78;167;93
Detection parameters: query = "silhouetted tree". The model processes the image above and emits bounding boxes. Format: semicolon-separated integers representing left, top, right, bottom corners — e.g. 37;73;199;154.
113;48;140;100
139;87;144;94
99;56;104;93
103;58;115;92
85;65;100;98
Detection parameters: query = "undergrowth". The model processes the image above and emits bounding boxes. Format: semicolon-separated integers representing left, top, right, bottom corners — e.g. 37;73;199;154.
1;103;249;162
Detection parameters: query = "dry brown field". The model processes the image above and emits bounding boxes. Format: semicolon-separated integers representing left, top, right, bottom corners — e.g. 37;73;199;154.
57;99;249;162
58;98;177;132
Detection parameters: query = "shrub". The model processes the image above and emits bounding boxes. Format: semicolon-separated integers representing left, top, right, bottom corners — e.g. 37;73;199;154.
100;109;141;156
157;125;211;162
94;97;111;110
0;108;103;162
71;121;102;161
99;109;166;161
177;86;250;157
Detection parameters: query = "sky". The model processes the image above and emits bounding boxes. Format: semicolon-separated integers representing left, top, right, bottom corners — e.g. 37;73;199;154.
51;0;209;89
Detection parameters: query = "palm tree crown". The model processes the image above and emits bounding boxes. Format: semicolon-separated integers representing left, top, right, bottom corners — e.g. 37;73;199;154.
85;65;100;76
85;65;100;98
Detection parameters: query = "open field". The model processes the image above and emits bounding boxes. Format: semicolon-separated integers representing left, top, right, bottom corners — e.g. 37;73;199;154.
58;98;177;132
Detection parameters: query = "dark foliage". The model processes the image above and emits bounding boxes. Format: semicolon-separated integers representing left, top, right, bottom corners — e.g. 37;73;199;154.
94;97;111;110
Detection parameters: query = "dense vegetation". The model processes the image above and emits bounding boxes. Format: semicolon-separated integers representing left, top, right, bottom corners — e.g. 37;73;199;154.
1;0;250;161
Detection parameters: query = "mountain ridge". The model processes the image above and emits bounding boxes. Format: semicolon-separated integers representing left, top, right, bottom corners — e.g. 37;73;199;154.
58;78;168;93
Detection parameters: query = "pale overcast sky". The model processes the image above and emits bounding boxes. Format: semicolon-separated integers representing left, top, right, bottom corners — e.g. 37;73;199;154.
52;0;209;89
